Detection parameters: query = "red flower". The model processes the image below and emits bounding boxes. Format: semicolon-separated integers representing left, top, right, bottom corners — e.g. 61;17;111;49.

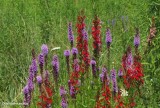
92;16;102;59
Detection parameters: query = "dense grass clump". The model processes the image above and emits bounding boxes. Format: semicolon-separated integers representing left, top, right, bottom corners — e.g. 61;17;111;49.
0;0;160;108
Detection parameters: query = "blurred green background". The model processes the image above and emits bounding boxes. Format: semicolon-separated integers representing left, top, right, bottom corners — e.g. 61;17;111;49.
0;0;160;107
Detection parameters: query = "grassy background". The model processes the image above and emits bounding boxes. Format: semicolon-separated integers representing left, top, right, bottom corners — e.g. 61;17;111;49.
0;0;160;107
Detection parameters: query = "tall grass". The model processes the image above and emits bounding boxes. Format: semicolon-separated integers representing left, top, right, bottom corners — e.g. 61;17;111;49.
0;0;159;108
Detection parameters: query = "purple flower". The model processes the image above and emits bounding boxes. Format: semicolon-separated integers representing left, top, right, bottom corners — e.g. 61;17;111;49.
36;76;42;84
134;33;140;47
27;79;34;91
91;59;96;78
23;85;29;95
38;53;44;66
118;68;123;77
64;50;70;74
73;59;79;72
83;29;88;41
100;67;110;84
60;86;67;96
70;85;76;99
106;28;112;47
71;48;78;55
64;50;70;57
52;55;59;72
68;22;74;42
41;44;48;56
23;85;29;107
52;55;59;85
29;65;34;81
32;59;37;75
61;98;68;108
111;69;118;93
126;52;133;69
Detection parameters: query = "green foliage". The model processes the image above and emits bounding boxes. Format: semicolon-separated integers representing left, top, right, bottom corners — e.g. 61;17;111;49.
0;0;159;107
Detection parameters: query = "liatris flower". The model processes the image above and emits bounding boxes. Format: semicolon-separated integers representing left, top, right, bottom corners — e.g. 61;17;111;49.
52;55;59;86
36;76;43;100
70;85;76;99
23;85;29;107
71;47;78;62
61;98;68;108
36;76;42;85
100;67;110;84
64;50;70;74
38;53;44;77
27;78;34;106
23;85;29;95
68;59;81;99
106;28;112;48
68;22;74;48
118;68;123;78
73;59;80;72
126;47;133;69
111;69;118;94
28;79;34;91
91;16;102;59
41;44;48;56
64;50;70;56
60;86;68;108
76;14;86;62
82;29;90;71
60;86;67;96
29;65;34;81
91;59;96;78
134;28;140;48
31;59;37;77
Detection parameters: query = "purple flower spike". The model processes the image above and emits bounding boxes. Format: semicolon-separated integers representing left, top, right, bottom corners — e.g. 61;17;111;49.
38;53;44;66
70;85;76;99
71;48;78;55
60;86;67;96
32;59;37;75
134;33;140;47
41;44;48;56
68;22;74;42
52;55;59;85
29;65;34;81
118;68;123;77
73;59;80;72
83;29;88;41
23;85;29;95
106;28;112;47
100;67;110;84
23;85;29;107
126;51;133;69
52;55;59;72
91;59;96;78
64;50;70;57
111;69;118;93
36;76;42;84
27;79;34;91
61;98;68;108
